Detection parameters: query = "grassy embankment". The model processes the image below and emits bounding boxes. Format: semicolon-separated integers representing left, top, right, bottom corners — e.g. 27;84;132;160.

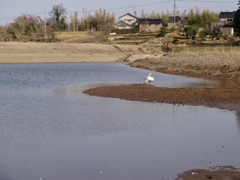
129;45;240;80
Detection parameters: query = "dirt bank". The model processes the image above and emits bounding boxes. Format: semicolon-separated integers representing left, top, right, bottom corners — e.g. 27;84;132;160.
0;42;142;64
128;52;240;80
83;84;240;111
176;166;240;180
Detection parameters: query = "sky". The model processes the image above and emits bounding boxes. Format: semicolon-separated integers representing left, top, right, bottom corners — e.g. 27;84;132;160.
0;0;237;25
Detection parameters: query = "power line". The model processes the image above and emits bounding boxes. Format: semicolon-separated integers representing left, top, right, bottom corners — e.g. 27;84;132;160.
73;1;172;14
0;0;236;22
0;1;172;22
177;0;236;2
0;12;45;21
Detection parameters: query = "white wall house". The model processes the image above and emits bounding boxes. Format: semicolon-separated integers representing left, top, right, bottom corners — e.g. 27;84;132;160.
116;13;138;29
119;13;138;25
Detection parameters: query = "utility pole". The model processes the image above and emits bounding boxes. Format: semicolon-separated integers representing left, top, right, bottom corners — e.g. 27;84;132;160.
75;11;78;31
174;0;176;27
44;10;47;40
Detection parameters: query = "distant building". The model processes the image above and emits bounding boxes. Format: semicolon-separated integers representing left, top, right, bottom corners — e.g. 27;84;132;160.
116;20;135;29
168;16;182;28
217;12;236;36
219;11;236;22
221;22;234;36
207;12;236;36
138;18;163;32
117;13;138;29
116;13;163;32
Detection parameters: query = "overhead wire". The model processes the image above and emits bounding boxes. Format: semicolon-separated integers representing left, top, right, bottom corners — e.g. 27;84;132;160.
0;0;172;22
177;0;236;3
0;0;236;22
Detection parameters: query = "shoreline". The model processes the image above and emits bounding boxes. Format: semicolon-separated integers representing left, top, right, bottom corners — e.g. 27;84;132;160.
83;84;240;112
128;53;240;81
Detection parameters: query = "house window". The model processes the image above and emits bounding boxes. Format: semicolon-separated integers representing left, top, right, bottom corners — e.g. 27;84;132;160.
124;19;134;23
227;18;233;21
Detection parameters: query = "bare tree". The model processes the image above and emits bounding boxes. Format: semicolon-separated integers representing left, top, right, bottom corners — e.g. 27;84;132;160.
49;4;67;31
79;8;115;41
70;12;78;31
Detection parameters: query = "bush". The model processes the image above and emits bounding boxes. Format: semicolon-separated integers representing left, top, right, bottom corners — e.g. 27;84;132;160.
172;39;179;45
159;26;168;37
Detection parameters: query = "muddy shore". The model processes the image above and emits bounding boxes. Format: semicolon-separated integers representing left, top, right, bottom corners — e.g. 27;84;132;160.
83;84;240;111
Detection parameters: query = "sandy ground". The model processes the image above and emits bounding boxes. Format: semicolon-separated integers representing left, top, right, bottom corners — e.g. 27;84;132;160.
1;42;240;179
0;42;142;63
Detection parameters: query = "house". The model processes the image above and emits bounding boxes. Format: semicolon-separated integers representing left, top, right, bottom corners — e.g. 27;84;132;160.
116;13;163;32
138;18;163;32
168;16;181;28
117;13;138;29
219;11;236;22
116;20;135;29
221;22;234;36
217;11;236;36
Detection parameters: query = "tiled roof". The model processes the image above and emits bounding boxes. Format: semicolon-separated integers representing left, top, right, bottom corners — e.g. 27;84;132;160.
138;18;163;24
168;16;181;23
219;11;236;19
119;13;138;19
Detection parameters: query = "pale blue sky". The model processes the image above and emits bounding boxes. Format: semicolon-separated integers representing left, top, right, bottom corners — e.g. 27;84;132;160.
0;0;237;25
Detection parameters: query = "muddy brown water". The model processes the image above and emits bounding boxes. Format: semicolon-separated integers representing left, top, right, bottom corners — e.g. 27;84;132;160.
0;63;239;180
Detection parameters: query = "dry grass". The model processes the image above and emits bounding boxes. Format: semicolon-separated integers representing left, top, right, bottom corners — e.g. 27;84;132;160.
176;46;240;55
129;46;240;80
55;31;102;43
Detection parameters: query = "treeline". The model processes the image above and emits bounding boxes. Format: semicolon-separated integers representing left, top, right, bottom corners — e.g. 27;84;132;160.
182;9;220;39
0;4;115;42
0;4;225;42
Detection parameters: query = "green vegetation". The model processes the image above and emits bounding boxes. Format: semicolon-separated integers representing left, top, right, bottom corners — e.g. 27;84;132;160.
49;4;68;31
159;26;168;37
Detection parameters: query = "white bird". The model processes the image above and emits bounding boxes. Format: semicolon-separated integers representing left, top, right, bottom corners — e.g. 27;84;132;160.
144;73;154;84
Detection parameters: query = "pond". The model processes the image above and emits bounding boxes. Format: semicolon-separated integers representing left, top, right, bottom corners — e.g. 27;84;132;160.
0;63;239;180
